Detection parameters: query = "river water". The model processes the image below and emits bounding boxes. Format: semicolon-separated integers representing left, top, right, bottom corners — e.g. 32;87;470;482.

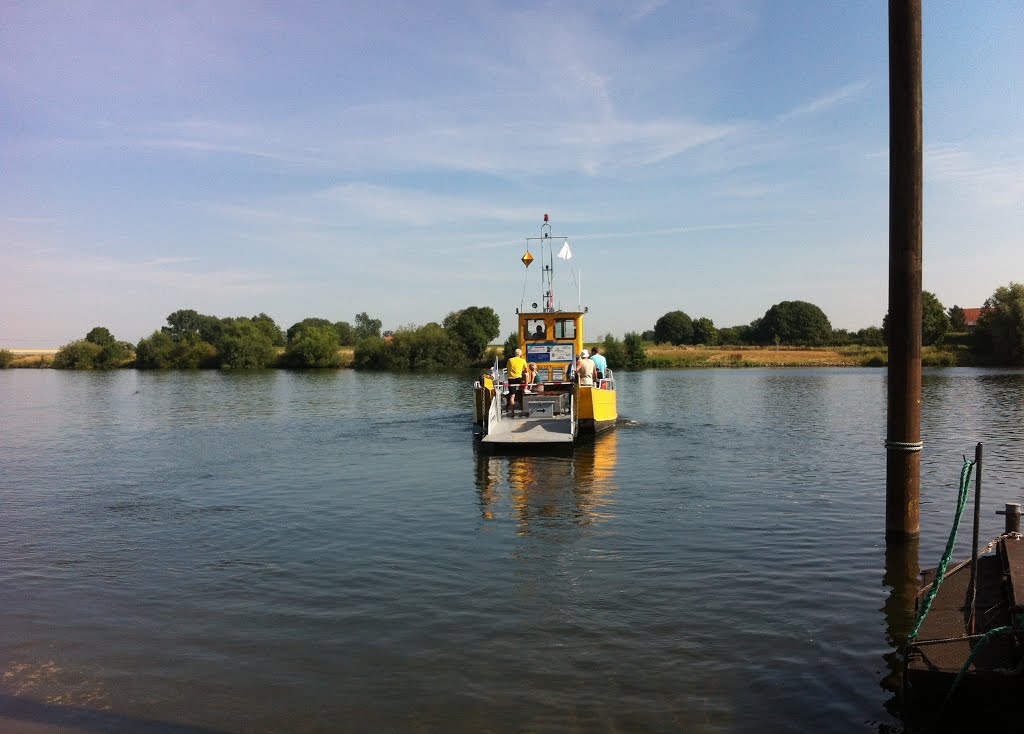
2;367;1023;733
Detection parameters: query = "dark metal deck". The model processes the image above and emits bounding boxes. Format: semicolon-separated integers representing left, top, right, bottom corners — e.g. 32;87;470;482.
905;535;1024;726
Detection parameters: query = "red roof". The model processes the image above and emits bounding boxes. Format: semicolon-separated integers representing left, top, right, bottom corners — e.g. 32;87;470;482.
962;307;991;327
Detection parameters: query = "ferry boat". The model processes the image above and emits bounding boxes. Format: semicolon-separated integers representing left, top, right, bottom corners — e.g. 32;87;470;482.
473;215;617;446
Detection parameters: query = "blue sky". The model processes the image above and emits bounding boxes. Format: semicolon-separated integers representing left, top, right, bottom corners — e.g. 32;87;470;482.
2;1;1021;348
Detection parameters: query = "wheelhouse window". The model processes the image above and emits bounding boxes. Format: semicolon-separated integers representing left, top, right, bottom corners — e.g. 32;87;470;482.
526;319;547;339
554;319;576;340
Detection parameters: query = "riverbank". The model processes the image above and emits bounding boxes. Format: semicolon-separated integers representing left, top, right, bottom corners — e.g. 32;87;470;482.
3;344;968;369
637;343;962;368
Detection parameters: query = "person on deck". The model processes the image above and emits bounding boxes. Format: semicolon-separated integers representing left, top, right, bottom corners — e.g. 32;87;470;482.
590;346;607;382
575;350;596;387
505;349;528;412
525;362;542;393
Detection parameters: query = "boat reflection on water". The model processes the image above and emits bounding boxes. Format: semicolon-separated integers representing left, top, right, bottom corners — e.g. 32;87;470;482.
474;430;619;534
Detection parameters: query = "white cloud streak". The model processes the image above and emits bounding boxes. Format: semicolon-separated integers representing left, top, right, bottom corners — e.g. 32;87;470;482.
927;144;1024;210
776;81;871;123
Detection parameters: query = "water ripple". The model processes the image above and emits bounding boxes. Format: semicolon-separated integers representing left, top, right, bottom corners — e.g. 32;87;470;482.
1;367;1023;732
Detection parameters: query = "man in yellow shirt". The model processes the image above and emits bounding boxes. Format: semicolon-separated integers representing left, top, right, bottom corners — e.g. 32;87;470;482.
506;348;528;413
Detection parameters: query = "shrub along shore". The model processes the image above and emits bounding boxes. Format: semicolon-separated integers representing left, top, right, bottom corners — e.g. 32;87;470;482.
0;343;973;370
5;280;1024;371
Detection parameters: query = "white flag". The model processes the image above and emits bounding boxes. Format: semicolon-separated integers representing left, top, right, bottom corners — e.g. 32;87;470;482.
557;241;572;260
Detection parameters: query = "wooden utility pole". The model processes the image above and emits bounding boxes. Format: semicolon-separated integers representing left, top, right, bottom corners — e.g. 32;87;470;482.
886;0;923;539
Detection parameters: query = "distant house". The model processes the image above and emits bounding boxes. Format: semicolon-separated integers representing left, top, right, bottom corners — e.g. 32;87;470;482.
962;307;993;330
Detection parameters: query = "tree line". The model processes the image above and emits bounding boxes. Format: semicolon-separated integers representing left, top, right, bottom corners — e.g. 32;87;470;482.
39;307;506;371
7;280;1023;371
646;282;1024;364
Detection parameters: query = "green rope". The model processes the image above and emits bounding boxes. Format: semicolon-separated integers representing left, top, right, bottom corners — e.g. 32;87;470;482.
907;459;975;644
947;618;1021;695
928;612;1024;728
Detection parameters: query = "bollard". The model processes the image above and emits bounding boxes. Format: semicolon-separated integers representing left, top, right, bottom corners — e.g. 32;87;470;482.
997;503;1022;534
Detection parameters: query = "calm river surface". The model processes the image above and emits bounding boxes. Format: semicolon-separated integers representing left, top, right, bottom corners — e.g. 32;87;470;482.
2;367;1024;733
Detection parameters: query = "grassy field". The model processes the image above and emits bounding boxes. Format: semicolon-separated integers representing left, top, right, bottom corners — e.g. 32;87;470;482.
4;349;58;368
635;343;963;368
643;344;886;367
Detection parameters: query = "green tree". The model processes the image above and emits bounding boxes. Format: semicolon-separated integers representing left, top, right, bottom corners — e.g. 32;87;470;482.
334;321;355;346
84;326;133;365
56;327;131;368
755;301;832;345
285;324;341;367
599;334;625;368
623;331;647;369
353;324;466;370
830;329;853;346
653;310;694;345
973;282;1024;365
882;291;952;346
354;312;383;340
135;331;175;369
352;336;391;369
692;317;719;346
0;349;13;368
163;309;223;343
921;291;951;346
217;319;277;369
287;318;334;342
717;326;743;344
443;306;501;363
857;327;885;346
251;313;286;347
948;305;967;331
136;330;218;368
85;326;115;347
53;340;103;369
389;323;466;370
502;331;519;360
718;324;759;345
640;329;656;343
102;341;133;366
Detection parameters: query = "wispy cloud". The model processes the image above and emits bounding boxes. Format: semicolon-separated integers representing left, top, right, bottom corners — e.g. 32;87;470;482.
625;1;669;22
140;256;197;267
928;144;1024;209
776;81;871;122
315;185;540;227
577;220;786;242
3;247;284;295
56;106;742;180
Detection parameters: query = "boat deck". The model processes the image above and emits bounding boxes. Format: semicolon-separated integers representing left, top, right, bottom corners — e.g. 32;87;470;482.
905;535;1024;726
479;414;574;444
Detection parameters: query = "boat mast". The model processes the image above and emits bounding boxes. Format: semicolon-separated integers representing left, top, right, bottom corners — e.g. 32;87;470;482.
525;213;568;313
524;212;573;313
542;214;554;312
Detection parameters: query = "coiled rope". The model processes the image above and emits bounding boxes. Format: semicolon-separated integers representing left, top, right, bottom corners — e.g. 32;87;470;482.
886;439;923;453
